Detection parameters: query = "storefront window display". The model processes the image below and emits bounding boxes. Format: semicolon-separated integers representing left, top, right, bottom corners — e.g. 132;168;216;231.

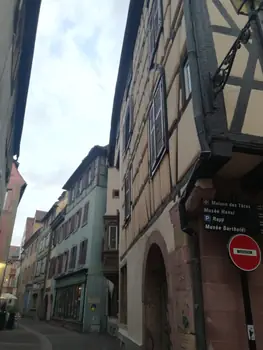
54;284;84;321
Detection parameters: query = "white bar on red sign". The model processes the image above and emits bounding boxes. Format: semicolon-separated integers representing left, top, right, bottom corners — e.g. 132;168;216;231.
233;248;257;256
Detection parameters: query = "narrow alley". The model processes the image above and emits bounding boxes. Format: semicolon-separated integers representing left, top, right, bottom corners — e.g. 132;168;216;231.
0;319;119;350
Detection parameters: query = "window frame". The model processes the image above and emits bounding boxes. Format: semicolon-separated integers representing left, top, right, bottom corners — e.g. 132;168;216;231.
82;202;89;226
112;189;119;198
108;226;118;250
123;98;133;154
181;56;192;109
148;0;163;68
69;245;77;270
78;239;88;266
124;168;132;222
148;74;167;175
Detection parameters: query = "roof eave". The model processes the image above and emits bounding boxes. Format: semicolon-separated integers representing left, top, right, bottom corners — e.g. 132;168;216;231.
13;0;42;158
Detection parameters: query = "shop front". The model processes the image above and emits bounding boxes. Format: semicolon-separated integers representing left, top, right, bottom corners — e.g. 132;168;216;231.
53;269;87;332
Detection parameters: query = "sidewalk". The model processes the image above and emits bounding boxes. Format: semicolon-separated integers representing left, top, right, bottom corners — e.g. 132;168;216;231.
20;318;121;350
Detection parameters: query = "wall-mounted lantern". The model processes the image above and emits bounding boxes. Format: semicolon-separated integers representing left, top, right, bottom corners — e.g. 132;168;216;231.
212;0;263;98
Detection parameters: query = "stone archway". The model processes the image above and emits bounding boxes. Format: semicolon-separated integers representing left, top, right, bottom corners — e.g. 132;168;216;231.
142;232;173;350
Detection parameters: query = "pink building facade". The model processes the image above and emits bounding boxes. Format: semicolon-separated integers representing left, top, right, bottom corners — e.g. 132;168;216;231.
0;162;26;291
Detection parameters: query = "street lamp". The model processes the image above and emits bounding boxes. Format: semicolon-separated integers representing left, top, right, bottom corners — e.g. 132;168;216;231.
231;0;263;15
212;0;263;97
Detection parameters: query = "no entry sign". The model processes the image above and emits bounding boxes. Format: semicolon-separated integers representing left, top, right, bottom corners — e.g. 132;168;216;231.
228;234;261;272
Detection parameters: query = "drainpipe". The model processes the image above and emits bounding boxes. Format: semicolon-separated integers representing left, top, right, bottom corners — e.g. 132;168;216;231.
177;168;207;350
183;0;211;154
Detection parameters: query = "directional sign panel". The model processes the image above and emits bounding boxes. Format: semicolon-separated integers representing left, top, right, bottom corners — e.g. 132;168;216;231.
228;234;261;272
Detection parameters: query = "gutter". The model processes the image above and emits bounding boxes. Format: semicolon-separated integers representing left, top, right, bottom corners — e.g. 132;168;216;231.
176;1;211;349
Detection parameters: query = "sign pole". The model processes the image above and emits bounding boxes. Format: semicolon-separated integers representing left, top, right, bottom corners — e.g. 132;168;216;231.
240;270;257;350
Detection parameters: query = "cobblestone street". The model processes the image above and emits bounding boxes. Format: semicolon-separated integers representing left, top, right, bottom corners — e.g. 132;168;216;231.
0;319;120;350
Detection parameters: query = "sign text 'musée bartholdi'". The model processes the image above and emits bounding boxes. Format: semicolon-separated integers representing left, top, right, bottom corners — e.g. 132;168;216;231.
203;200;263;235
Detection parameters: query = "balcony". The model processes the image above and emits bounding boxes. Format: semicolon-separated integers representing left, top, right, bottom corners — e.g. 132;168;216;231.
102;215;119;284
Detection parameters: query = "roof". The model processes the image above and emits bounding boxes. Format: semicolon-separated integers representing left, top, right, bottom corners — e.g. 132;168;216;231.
13;0;42;157
35;210;47;222
108;0;144;166
41;202;58;222
23;226;42;249
63;145;108;190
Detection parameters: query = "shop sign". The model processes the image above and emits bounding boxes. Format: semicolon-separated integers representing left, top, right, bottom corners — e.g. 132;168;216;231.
203;200;263;235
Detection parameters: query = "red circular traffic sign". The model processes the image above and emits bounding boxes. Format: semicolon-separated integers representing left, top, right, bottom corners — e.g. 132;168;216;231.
228;234;261;272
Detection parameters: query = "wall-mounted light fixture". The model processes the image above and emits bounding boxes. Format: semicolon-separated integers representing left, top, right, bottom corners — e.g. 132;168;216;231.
212;0;263;98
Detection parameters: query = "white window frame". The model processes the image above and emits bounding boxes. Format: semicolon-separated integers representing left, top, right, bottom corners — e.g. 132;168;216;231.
149;76;166;171
124;169;131;220
148;0;163;64
3;190;10;210
183;59;192;101
108;226;118;250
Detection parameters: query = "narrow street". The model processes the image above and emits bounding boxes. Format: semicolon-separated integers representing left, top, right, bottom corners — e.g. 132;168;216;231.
0;319;120;350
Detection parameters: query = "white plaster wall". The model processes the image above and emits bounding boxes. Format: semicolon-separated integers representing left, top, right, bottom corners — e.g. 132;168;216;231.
105;167;120;216
121;200;175;345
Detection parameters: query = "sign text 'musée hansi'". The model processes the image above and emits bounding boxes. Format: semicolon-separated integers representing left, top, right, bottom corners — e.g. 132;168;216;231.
203;200;263;235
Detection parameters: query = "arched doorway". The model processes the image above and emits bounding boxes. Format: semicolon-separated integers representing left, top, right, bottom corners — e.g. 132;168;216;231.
143;243;172;350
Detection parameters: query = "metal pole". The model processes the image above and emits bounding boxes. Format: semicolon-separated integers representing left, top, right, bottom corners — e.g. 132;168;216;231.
240;271;257;350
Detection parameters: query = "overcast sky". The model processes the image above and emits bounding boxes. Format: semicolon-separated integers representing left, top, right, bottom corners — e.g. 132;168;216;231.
11;0;129;245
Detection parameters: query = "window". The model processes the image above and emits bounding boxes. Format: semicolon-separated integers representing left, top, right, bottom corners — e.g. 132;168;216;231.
79;176;83;194
3;190;10;210
77;209;82;228
125;63;133;100
65;220;71;238
123;100;133;152
69;246;77;269
78;239;88;265
63;251;69;273
71;187;76;203
82;202;89;226
148;0;163;65
90;162;95;181
57;255;63;274
70;216;75;233
45;233;50;248
108;226;118;250
112;190;119;198
53;284;84;321
41;258;46;274
48;258;56;278
182;58;192;103
124;169;131;220
120;265;127;324
149;76;166;172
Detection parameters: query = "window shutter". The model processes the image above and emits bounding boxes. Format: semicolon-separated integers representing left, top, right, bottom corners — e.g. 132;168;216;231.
78;209;82;227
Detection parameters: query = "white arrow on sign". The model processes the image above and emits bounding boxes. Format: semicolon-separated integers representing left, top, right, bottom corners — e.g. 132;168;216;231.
247;325;256;341
233;248;257;256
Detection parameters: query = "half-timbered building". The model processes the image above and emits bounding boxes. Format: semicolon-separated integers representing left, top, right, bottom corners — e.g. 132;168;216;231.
108;0;263;349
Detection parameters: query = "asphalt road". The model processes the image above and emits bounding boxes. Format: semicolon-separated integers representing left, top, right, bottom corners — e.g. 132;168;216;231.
0;319;120;350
